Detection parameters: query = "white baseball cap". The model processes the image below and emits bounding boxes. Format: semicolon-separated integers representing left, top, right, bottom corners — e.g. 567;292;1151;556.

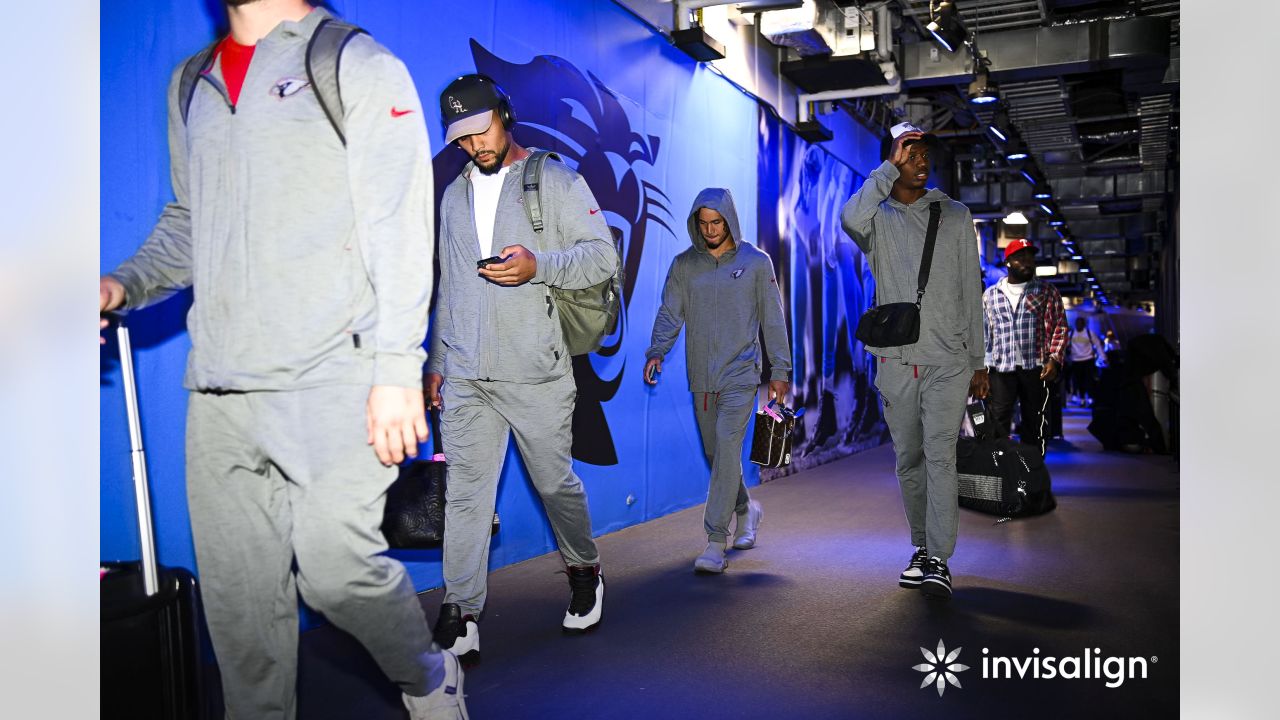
889;122;939;144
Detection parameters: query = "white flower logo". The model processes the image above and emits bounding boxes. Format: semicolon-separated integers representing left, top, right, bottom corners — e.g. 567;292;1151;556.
913;639;970;697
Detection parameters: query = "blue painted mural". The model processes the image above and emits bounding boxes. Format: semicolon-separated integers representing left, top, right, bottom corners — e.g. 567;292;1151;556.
101;0;885;603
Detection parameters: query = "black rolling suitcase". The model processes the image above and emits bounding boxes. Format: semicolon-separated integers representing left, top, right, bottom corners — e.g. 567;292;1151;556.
957;400;1057;518
102;318;205;719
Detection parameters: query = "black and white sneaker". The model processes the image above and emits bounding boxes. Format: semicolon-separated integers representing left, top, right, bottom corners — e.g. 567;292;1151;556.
898;546;928;589
434;603;480;664
562;564;604;634
920;557;953;600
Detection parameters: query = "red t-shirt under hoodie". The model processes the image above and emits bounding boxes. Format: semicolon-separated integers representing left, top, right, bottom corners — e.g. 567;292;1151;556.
215;35;255;106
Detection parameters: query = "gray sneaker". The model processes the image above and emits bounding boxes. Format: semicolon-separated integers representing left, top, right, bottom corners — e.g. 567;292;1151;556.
403;649;469;720
731;500;764;550
693;541;728;573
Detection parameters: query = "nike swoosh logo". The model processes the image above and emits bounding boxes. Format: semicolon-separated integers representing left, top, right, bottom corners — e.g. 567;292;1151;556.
589;208;600;214
390;107;415;118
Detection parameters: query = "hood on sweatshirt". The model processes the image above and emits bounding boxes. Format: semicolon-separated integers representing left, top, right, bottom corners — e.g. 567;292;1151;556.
687;187;745;253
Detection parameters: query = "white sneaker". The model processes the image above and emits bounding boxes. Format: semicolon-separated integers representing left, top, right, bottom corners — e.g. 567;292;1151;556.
731;500;764;550
402;649;469;720
693;542;728;573
563;565;604;634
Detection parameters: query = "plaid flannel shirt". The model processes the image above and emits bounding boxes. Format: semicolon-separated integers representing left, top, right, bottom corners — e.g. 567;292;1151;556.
983;278;1068;372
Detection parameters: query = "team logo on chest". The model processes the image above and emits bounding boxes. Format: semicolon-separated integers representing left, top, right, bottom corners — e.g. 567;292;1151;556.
271;77;311;99
732;268;745;279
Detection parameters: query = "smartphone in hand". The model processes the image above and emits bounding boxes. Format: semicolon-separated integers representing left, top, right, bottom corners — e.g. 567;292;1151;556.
477;255;505;269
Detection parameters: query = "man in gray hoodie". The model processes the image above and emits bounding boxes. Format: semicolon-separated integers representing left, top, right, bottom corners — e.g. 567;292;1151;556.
841;123;988;601
645;188;791;574
98;3;465;719
425;74;617;659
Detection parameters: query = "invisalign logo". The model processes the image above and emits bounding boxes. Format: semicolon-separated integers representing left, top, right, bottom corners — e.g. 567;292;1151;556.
912;641;1157;695
913;639;969;696
982;647;1153;688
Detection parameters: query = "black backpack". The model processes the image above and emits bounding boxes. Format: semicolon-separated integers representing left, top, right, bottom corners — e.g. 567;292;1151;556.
177;18;365;144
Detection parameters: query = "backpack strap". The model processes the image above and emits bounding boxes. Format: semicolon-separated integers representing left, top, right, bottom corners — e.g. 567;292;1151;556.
522;150;561;249
305;18;367;146
178;40;220;126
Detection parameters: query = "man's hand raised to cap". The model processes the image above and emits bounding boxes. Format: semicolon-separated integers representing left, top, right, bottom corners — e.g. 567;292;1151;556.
478;245;537;286
890;131;924;170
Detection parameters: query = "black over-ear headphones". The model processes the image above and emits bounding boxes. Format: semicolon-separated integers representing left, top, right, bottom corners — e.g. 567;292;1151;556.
473;73;516;130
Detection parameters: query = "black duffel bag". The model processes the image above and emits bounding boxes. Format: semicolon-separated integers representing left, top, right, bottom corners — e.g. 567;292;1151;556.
956;399;1056;518
956;436;1057;517
855;201;941;348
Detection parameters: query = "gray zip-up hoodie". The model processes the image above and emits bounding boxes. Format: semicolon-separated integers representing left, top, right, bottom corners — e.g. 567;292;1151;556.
646;188;791;392
841;160;985;371
427;152;616;383
109;8;433;391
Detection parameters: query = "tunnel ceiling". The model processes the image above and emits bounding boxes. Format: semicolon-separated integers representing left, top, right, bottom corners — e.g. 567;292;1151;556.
862;0;1179;304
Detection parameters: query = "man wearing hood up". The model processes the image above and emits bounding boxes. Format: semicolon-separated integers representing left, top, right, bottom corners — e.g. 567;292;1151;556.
645;188;792;574
841;124;987;601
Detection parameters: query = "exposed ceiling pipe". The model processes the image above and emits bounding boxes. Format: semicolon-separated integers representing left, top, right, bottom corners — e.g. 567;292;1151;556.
798;64;901;122
875;3;892;62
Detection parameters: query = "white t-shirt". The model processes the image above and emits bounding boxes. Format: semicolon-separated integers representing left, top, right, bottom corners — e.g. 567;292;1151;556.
999;278;1027;310
1068;327;1101;362
998;278;1029;367
470;165;510;257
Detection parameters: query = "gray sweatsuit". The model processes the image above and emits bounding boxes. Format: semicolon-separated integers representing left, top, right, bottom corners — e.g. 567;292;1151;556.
429;151;616;615
842;160;984;561
647;188;791;542
107;10;439;718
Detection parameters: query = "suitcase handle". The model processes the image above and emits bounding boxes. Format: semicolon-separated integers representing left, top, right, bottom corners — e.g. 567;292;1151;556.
107;314;162;597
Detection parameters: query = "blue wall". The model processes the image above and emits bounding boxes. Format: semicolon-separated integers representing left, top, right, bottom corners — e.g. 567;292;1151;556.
101;0;884;598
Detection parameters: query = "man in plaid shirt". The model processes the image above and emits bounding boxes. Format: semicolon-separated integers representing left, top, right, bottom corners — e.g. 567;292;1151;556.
982;239;1068;456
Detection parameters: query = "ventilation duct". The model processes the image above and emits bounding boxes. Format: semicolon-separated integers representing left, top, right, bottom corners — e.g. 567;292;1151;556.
901;16;1170;87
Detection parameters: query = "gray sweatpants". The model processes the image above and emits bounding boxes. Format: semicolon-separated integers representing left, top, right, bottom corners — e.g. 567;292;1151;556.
692;386;755;543
874;360;971;561
186;385;439;720
440;374;599;615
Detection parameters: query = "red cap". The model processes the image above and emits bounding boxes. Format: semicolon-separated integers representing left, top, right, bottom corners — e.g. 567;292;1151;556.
1004;238;1037;261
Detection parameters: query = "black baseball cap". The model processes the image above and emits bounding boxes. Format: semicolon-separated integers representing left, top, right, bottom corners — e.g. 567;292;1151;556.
440;74;506;144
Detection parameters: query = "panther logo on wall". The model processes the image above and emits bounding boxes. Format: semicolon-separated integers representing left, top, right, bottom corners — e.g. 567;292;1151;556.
432;40;672;466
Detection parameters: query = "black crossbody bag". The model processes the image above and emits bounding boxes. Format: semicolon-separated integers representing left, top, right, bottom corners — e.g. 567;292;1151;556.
855;201;942;348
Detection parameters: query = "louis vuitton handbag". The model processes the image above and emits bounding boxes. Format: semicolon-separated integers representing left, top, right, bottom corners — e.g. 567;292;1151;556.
749;401;803;468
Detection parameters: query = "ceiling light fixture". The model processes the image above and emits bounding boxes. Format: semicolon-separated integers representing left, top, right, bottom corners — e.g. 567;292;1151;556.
987;109;1010;144
1003;211;1029;225
968;67;998;105
925;1;968;54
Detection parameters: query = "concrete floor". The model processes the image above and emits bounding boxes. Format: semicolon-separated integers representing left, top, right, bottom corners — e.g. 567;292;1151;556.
291;407;1178;719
